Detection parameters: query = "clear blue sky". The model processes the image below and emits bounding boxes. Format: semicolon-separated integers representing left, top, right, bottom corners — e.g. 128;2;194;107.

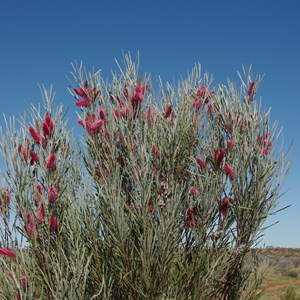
0;0;299;247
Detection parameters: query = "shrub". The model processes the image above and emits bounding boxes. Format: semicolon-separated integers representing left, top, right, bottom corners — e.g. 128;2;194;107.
280;287;300;300
281;268;298;278
0;54;288;299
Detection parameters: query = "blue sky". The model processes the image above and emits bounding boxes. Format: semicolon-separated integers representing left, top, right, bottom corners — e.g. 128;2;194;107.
0;0;299;247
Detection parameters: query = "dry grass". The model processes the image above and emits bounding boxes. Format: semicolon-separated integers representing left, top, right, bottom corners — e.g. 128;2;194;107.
256;248;300;300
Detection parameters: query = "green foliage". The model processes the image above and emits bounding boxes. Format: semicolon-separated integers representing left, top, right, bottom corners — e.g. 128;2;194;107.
0;54;288;299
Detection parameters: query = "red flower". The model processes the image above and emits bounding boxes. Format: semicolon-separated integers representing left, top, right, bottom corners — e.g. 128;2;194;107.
220;197;234;219
46;153;56;170
164;105;172;118
220;197;229;219
0;248;16;259
227;139;234;149
29;126;41;143
37;201;46;223
214;148;226;166
224;163;234;181
25;212;37;239
248;81;255;95
50;215;58;231
186;208;196;228
48;185;58;204
189;187;199;197
2;189;11;205
29;150;39;165
196;157;206;169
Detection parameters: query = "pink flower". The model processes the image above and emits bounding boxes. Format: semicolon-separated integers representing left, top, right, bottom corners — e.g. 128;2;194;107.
220;197;228;219
131;84;148;107
192;98;203;111
42;113;55;137
84;114;104;135
75;100;88;107
20;275;28;291
189;187;199;197
103;129;110;139
113;109;120;119
45;113;55;133
48;185;58;204
18;145;28;161
164;105;172;118
214;148;226;167
99;108;107;122
248;81;255;95
14;292;21;300
36;183;43;194
197;86;213;103
224;163;234;181
46;153;56;170
50;215;58;231
29;150;39;165
258;132;272;155
86;119;104;135
42;122;50;136
25;212;37;239
74;87;86;97
33;183;43;205
73;84;100;107
196;157;206;169
258;133;270;144
0;248;16;259
145;107;156;125
259;146;269;156
29;126;41;143
120;105;130;118
37;201;46;223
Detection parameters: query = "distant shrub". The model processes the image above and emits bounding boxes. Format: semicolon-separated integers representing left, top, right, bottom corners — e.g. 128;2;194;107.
280;287;300;300
281;268;298;278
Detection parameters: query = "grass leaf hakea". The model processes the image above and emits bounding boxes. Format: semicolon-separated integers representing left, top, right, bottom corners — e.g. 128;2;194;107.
0;54;288;299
